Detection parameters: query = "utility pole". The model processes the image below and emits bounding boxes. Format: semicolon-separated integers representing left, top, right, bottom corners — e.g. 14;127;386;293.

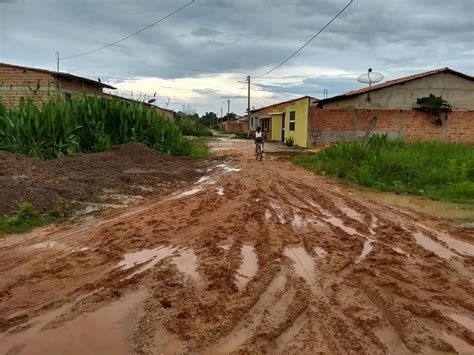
55;51;60;72
227;99;230;119
220;107;223;120
247;75;251;133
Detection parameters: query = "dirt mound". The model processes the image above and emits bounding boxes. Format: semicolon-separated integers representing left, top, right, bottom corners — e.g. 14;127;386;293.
0;143;209;216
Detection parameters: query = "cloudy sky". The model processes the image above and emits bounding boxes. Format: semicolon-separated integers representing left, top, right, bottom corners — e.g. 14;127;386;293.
1;0;473;115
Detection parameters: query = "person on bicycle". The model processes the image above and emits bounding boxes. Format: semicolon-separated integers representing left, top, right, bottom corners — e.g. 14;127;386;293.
255;126;264;155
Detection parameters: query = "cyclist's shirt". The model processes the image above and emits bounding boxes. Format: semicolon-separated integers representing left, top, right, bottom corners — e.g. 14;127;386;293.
255;131;263;138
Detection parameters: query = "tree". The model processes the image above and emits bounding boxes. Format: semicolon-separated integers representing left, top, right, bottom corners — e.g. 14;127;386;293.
200;112;218;126
415;94;452;127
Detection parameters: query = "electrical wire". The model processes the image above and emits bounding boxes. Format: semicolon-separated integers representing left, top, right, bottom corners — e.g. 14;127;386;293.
252;0;353;79
205;78;247;92
251;83;266;108
61;0;195;60
229;81;247;100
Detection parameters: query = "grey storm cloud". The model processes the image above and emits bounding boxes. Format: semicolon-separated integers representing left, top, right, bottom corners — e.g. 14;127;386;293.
0;0;473;114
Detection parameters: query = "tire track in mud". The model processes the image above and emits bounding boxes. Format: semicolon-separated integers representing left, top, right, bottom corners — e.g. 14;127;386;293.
0;140;473;354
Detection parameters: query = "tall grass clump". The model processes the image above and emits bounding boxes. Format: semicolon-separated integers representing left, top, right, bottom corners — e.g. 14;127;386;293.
0;95;192;159
294;134;474;205
175;114;212;137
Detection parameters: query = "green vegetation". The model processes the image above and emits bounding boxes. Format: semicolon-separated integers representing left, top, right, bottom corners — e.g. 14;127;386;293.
175;113;212;137
0;96;193;159
189;137;213;158
294;135;474;206
285;137;294;147
415;94;452;127
0;202;60;235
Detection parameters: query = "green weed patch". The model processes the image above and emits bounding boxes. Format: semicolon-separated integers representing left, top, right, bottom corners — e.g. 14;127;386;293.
0;202;58;236
294;135;474;206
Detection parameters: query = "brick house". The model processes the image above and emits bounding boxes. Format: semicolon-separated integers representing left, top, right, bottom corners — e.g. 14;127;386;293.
0;63;175;120
0;62;116;109
220;116;249;132
311;68;474;144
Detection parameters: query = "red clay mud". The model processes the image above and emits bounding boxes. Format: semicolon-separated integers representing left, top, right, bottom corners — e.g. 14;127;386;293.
0;138;473;354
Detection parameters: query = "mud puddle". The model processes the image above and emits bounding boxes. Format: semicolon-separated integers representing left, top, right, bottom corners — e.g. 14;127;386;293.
212;274;287;353
431;303;474;332
323;216;361;236
413;232;459;260
172;249;200;283
355;239;374;265
275;311;309;352
284;246;315;285
118;246;177;271
0;303;71;354
118;246;200;283
1;288;148;355
235;245;258;292
337;203;365;224
176;188;204;198
374;326;411;355
270;201;286;224
435;232;474;257
314;247;327;258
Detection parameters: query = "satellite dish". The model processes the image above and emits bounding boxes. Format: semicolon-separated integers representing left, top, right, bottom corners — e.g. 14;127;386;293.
357;68;384;87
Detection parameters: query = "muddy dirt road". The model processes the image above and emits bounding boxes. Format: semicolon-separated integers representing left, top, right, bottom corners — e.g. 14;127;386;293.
1;137;473;354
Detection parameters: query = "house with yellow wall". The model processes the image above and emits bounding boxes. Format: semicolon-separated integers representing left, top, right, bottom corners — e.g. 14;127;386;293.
251;96;318;148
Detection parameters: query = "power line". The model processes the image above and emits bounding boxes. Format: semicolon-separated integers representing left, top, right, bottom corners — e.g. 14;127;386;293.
251;83;266;108
253;0;354;79
60;0;195;60
230;81;247;100
205;78;246;92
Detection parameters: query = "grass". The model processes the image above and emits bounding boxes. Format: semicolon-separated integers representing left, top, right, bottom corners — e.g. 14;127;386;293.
0;95;193;159
189;137;213;158
0;202;60;236
175;114;212;137
294;135;474;206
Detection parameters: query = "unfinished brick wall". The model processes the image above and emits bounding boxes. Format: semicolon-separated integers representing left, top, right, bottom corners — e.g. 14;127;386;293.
311;108;474;144
59;77;103;97
0;64;106;110
224;121;249;132
0;65;57;109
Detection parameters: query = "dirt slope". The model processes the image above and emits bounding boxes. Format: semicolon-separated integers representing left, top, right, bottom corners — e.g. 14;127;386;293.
0;138;473;354
0;143;209;216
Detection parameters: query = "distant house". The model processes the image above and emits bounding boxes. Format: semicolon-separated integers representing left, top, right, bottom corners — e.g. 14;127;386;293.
220;115;249;132
0;62;175;120
0;62;115;108
251;96;318;148
311;67;474;144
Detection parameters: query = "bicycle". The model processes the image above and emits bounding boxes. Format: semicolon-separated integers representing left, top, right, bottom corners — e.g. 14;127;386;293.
256;141;263;161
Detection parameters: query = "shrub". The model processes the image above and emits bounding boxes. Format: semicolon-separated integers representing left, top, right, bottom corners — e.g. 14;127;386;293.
175;114;212;137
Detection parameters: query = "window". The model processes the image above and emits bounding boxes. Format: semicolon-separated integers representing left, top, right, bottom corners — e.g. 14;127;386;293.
289;111;296;131
64;92;72;100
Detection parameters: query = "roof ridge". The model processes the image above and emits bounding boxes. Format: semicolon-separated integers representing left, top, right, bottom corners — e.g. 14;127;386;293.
0;62;116;90
321;67;473;103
